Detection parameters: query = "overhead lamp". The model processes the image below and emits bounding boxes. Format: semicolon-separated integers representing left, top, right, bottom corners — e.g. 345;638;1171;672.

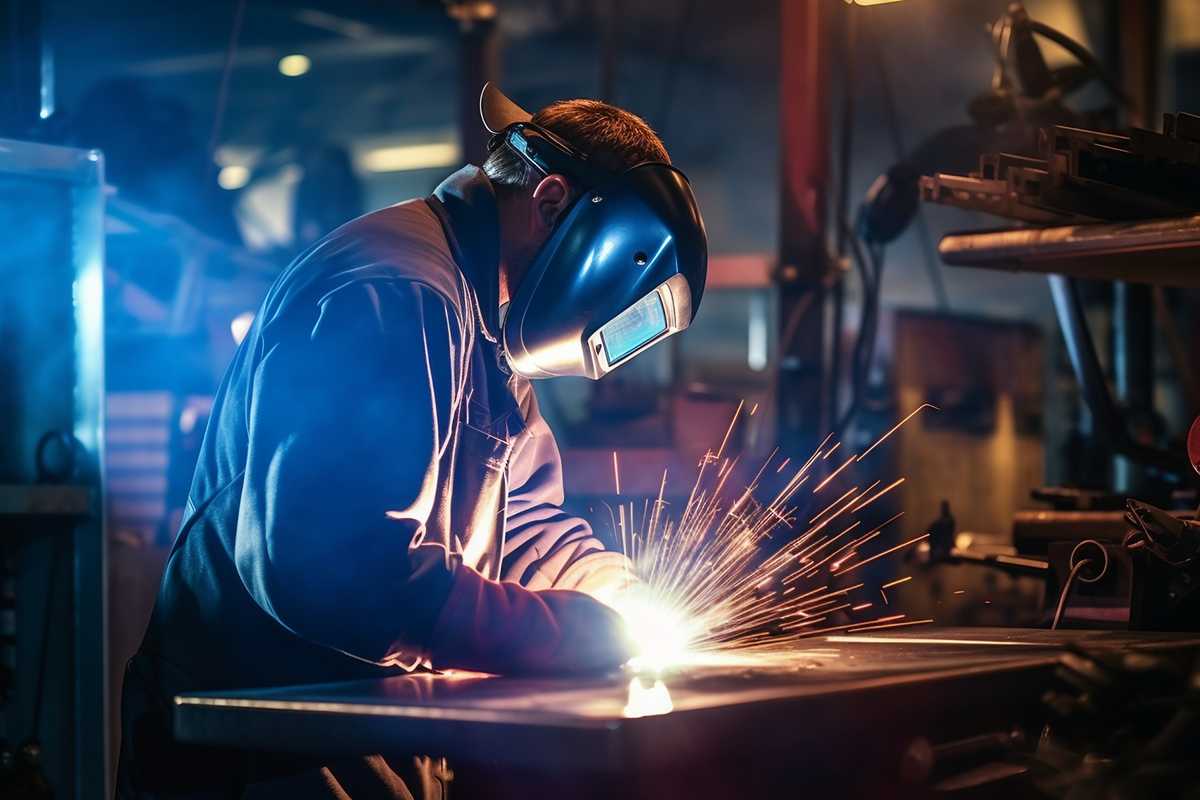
278;54;311;77
358;142;461;173
846;0;905;5
217;164;250;190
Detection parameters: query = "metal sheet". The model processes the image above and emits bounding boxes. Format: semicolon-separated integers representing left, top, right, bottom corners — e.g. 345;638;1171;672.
174;628;1200;777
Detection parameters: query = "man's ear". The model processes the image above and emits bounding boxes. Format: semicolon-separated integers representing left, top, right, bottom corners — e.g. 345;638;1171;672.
530;174;573;235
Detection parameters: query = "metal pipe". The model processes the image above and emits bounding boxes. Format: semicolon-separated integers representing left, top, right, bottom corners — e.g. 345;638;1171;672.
1049;275;1187;476
1049;275;1122;439
1114;282;1153;490
452;2;499;166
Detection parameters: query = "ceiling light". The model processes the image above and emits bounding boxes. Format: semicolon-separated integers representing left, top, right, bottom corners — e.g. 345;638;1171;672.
358;142;461;173
278;54;311;77
217;164;250;190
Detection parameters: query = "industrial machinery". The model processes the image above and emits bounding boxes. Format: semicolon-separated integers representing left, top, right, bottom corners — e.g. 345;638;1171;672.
0;139;108;799
913;88;1200;632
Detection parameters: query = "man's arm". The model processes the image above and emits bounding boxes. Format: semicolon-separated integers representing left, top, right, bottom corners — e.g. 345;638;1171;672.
234;280;461;664
233;278;629;673
501;382;633;599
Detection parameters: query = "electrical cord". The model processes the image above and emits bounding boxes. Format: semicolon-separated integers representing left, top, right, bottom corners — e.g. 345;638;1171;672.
1023;20;1131;108
988;9;1130;111
868;22;949;311
829;6;859;423
1051;539;1108;630
205;0;248;184
831;10;951;440
1051;558;1090;630
833;224;883;441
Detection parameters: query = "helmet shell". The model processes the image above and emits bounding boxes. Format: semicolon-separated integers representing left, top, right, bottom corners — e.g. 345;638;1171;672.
503;162;707;380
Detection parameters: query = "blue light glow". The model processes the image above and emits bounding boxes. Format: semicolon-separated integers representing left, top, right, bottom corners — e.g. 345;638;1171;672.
600;291;667;364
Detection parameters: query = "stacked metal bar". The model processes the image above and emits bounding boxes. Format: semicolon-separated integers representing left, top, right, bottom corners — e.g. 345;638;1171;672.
921;113;1200;224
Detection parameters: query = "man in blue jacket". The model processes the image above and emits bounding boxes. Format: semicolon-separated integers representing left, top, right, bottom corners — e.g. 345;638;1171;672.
117;85;707;798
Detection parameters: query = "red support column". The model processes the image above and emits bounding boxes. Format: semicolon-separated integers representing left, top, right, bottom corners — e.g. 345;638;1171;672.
777;0;832;455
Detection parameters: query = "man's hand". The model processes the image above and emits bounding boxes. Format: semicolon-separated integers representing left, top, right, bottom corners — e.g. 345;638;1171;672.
428;566;633;675
567;559;638;607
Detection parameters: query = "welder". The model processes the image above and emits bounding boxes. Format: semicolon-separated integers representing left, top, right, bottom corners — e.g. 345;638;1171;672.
116;84;707;799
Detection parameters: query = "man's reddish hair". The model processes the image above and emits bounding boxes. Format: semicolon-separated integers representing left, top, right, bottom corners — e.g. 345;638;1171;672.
483;98;669;188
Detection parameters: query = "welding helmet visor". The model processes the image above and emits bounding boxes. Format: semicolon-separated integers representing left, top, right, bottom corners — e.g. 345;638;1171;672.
481;84;708;380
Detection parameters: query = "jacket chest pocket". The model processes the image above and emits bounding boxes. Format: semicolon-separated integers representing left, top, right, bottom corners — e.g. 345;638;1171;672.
460;411;512;476
453;410;513;577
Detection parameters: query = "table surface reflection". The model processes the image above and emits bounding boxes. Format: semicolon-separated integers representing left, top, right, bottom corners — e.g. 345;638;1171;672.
174;627;1200;770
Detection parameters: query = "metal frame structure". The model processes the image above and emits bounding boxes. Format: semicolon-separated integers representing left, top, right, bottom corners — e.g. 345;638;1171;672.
0;138;108;800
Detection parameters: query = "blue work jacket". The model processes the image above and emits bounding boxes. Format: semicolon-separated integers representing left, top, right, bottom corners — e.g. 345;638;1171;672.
117;166;624;795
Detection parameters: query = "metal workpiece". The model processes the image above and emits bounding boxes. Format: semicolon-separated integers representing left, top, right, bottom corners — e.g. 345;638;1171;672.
937;216;1200;289
923;113;1200;288
174;629;1200;794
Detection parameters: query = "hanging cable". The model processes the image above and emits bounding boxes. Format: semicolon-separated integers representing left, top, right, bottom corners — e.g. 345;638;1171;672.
1051;558;1090;630
833;221;880;441
1051;539;1109;629
206;0;248;184
829;6;858;426
870;21;949;311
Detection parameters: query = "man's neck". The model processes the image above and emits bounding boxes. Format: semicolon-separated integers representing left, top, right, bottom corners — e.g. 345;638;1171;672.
498;260;512;306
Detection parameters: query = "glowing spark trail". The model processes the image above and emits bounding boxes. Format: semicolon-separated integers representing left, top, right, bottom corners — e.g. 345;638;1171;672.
608;406;937;667
856;403;937;463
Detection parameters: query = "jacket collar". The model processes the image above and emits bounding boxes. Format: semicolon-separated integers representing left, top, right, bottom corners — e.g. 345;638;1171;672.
428;165;502;343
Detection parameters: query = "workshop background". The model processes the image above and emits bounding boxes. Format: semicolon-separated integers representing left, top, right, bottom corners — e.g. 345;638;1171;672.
3;0;1200;797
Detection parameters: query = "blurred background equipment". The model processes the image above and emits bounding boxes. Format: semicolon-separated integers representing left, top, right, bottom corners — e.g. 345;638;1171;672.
0;139;107;800
913;2;1200;644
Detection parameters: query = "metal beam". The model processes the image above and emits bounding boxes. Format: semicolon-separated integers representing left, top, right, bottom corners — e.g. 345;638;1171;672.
451;2;499;166
1114;0;1163;491
777;0;831;456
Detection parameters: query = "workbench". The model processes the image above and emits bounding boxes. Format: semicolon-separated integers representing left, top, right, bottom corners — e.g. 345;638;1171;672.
173;627;1200;798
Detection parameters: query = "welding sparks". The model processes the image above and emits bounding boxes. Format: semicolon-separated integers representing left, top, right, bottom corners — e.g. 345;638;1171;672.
855;403;937;463
608;405;936;667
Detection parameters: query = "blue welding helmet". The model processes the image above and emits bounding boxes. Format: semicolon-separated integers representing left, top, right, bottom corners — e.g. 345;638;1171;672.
480;83;708;380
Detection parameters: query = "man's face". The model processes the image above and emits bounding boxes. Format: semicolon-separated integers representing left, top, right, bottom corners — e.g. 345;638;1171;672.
499;173;575;304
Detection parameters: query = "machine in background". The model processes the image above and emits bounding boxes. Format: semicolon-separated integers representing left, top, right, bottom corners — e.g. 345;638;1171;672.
0;139;108;800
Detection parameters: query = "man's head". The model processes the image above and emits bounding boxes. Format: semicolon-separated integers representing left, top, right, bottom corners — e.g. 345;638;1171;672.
481;85;707;380
483;98;670;303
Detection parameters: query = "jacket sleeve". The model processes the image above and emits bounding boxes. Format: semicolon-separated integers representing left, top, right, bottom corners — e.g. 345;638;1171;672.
233;279;463;665
500;382;633;598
